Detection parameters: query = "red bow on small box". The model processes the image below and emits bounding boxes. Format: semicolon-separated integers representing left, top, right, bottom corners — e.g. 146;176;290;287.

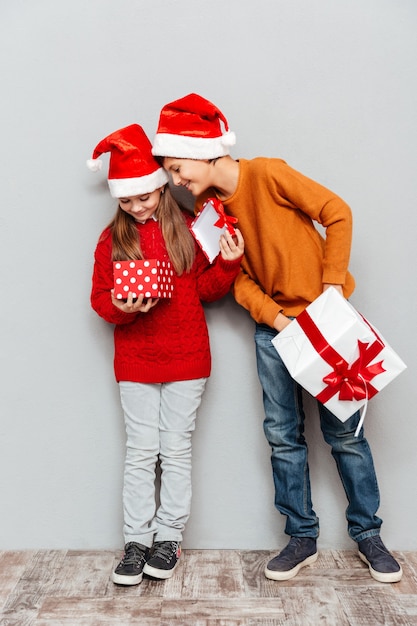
203;197;238;235
297;309;386;404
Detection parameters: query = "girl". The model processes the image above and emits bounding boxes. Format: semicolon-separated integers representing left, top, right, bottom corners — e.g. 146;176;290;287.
88;124;244;585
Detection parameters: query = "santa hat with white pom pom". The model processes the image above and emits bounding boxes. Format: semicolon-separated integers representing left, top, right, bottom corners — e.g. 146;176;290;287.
152;93;236;160
87;124;168;198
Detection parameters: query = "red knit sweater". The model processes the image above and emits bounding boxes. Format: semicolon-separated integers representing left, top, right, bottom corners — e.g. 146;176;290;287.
91;213;242;383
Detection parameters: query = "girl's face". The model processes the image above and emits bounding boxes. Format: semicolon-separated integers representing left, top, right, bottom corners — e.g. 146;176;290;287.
118;187;163;222
162;158;211;197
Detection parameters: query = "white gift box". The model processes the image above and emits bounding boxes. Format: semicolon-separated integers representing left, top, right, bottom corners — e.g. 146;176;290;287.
272;288;406;423
190;198;237;263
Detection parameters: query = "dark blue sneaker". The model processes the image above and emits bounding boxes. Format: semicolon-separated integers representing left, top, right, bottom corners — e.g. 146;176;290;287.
143;541;181;579
112;542;150;586
265;537;318;580
358;536;402;583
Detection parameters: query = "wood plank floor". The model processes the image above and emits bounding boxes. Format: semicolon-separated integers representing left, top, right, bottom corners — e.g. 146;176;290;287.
0;549;416;625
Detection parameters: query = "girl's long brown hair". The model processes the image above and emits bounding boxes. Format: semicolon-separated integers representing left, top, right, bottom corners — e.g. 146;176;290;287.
104;187;195;275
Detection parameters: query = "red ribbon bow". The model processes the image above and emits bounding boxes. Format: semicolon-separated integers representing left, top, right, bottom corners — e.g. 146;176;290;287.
204;197;238;235
296;309;385;404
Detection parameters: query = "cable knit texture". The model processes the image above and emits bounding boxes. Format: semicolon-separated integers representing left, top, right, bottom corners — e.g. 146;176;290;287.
91;212;242;383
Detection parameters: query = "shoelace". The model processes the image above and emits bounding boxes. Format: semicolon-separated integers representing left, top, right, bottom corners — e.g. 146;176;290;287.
152;541;178;563
121;543;147;566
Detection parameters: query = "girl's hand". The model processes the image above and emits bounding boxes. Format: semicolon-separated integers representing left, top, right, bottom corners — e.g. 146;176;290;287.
219;228;244;261
111;290;159;313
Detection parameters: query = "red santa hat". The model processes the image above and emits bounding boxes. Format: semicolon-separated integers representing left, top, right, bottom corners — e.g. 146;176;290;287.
87;124;168;198
152;93;236;160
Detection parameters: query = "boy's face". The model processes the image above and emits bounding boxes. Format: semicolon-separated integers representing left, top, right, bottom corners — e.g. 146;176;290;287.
162;157;211;197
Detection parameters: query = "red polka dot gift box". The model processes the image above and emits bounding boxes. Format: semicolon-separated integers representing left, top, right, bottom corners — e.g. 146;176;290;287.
113;259;174;300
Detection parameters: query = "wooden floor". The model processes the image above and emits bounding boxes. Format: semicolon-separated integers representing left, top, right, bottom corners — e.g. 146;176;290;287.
1;549;417;625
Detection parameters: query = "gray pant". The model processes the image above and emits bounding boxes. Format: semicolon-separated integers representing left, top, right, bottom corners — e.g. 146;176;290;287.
118;378;207;547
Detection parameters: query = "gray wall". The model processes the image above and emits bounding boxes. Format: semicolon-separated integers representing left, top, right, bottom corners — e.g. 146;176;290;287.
1;0;416;551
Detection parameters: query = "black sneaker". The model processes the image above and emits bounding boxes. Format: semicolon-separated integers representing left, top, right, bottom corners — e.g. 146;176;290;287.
143;541;181;579
112;542;150;586
358;536;402;583
265;537;318;581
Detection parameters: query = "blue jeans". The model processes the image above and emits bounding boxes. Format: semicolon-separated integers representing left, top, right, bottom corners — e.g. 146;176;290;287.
255;323;382;542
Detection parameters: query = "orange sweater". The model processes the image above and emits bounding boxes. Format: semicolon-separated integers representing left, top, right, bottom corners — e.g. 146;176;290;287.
200;157;355;327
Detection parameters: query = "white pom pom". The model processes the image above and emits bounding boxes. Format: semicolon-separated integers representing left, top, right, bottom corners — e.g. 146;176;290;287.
86;158;103;172
221;130;236;147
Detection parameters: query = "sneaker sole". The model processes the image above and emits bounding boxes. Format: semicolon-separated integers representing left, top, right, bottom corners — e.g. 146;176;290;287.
358;550;403;583
264;551;318;581
143;561;179;580
111;571;143;586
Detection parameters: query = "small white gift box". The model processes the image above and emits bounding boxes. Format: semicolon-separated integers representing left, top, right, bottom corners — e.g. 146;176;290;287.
272;288;406;425
190;198;238;263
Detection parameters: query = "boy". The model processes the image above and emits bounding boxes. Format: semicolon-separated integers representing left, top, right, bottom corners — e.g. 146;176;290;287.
152;93;402;583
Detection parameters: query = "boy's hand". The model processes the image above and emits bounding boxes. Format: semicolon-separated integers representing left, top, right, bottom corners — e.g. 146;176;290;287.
219;228;244;261
273;312;292;332
111;290;159;313
323;283;343;296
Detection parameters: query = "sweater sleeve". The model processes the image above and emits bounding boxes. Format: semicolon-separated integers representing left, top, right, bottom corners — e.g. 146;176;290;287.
90;230;138;326
269;160;353;286
194;247;243;303
232;268;284;327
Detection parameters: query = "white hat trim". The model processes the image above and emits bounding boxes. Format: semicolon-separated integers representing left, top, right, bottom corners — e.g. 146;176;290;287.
152;132;236;159
108;168;169;198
